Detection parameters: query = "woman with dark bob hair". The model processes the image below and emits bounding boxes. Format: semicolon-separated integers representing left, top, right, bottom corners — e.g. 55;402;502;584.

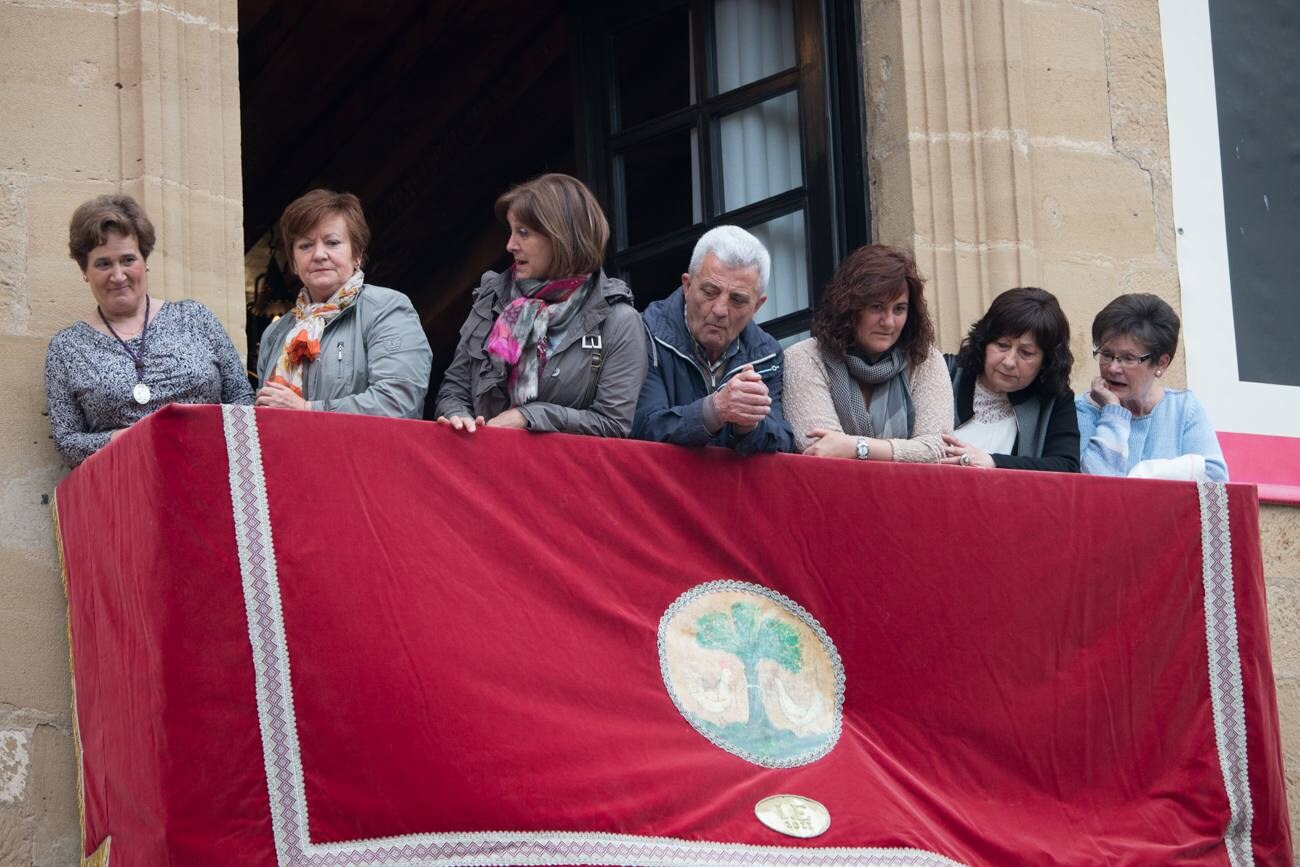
783;244;952;461
45;194;253;467
435;173;647;436
940;287;1080;472
256;189;432;417
1076;293;1226;480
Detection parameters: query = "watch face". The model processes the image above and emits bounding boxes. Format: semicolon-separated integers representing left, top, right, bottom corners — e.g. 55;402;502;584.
855;439;869;460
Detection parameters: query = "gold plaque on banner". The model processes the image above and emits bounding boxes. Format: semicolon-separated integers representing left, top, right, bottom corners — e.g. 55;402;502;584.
754;793;831;838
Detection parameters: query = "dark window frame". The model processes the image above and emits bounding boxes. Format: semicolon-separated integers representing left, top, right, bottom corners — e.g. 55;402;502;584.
571;0;868;339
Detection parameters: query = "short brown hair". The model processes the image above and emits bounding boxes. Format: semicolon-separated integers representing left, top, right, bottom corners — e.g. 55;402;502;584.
811;244;935;367
494;173;609;278
278;189;371;271
68;194;157;270
1091;292;1180;363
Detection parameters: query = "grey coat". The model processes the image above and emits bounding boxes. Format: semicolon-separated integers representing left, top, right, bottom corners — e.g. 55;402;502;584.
257;284;432;419
434;269;647;437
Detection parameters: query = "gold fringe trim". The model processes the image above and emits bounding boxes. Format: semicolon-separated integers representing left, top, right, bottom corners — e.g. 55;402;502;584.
53;493;112;867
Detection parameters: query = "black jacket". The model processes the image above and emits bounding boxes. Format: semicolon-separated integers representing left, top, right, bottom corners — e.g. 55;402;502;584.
946;355;1080;472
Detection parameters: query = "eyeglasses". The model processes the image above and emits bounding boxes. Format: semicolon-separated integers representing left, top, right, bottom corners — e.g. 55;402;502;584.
1092;348;1154;368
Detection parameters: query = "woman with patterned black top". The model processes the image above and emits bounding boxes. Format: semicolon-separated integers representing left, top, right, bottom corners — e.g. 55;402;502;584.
44;194;254;468
941;287;1080;472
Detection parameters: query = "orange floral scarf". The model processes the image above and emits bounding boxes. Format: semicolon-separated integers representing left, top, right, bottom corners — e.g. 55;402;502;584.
267;271;364;397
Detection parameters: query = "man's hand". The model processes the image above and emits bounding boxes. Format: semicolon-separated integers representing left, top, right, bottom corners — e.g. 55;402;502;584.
713;365;771;433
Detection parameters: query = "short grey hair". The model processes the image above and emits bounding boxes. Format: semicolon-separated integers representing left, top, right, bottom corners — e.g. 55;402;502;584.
688;225;771;296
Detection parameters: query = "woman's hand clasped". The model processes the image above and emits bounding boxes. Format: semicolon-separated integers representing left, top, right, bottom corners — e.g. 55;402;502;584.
255;381;310;411
940;433;994;468
804;429;859;459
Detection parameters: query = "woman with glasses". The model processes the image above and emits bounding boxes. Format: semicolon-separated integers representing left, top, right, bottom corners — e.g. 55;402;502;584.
941;287;1079;472
1075;293;1227;481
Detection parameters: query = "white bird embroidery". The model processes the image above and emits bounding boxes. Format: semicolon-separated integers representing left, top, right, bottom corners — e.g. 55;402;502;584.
775;676;822;728
687;665;736;714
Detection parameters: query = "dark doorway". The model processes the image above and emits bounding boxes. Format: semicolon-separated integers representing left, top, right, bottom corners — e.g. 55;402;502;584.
239;0;575;408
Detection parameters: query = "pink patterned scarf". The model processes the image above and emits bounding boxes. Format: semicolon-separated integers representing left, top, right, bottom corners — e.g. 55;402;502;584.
486;271;592;405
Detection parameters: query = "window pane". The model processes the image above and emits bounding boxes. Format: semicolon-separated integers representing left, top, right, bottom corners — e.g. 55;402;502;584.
620;130;700;247
749;210;807;323
713;0;796;93
622;244;693;310
614;7;693;130
718;91;803;212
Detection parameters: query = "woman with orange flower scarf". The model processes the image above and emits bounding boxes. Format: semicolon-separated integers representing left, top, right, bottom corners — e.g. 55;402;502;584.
256;189;431;417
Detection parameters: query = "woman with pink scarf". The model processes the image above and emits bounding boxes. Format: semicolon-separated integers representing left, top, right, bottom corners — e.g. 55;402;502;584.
435;174;646;437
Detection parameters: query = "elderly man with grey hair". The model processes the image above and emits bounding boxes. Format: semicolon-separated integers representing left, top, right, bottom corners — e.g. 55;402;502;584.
632;225;794;454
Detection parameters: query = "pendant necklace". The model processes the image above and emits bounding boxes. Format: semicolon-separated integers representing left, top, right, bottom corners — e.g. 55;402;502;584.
99;295;153;405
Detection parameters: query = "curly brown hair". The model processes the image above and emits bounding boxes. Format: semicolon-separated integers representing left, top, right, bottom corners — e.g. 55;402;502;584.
811;244;934;367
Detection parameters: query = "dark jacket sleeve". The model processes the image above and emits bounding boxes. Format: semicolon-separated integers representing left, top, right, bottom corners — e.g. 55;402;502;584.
729;355;795;455
631;337;715;446
993;393;1081;473
433;300;485;420
520;303;648;437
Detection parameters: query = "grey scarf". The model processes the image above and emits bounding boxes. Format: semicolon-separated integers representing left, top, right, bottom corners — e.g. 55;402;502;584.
820;345;915;438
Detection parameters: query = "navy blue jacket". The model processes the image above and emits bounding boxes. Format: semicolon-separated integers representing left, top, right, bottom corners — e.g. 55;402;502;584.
632;287;795;454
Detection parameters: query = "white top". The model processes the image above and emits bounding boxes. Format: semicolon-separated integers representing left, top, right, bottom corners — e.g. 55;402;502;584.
955;378;1017;455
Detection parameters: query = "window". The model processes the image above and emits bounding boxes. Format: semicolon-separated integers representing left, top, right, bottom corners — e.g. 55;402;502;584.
573;0;866;338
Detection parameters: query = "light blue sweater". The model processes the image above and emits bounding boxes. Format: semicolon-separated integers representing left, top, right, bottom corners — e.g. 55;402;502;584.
1074;388;1228;481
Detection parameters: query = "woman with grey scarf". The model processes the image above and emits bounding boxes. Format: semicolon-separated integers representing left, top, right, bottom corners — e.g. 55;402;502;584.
783;244;952;462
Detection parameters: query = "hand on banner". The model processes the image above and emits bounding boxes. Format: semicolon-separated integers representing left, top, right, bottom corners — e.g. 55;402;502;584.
437;413;487;433
255;381;310;411
940;433;994;468
486;408;529;429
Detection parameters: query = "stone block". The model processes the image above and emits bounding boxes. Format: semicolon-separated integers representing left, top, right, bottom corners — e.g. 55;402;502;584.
0;6;122;179
1262;505;1300;580
1038;254;1119;393
870;141;918;248
1274;677;1300;851
864;0;910;149
1107;23;1173;179
29;725;77;867
0;548;71;716
1267;577;1300;679
0;808;31;867
1022;2;1111;142
1030;149;1157;261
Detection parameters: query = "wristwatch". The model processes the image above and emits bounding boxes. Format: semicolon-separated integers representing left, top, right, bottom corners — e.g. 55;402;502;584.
855;437;870;460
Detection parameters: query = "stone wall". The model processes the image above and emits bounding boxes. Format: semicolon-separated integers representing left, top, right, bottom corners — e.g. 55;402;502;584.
864;0;1297;853
0;0;242;862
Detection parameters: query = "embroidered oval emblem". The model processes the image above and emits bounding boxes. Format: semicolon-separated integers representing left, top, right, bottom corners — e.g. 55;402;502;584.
658;580;844;767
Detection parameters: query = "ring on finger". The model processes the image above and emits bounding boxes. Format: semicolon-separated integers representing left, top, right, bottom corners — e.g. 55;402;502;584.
960;453;972;466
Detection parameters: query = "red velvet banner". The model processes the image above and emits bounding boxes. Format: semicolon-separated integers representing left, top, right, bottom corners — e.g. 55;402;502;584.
56;405;1291;866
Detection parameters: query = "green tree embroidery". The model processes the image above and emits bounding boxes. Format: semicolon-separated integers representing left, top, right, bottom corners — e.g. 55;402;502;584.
695;602;802;733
